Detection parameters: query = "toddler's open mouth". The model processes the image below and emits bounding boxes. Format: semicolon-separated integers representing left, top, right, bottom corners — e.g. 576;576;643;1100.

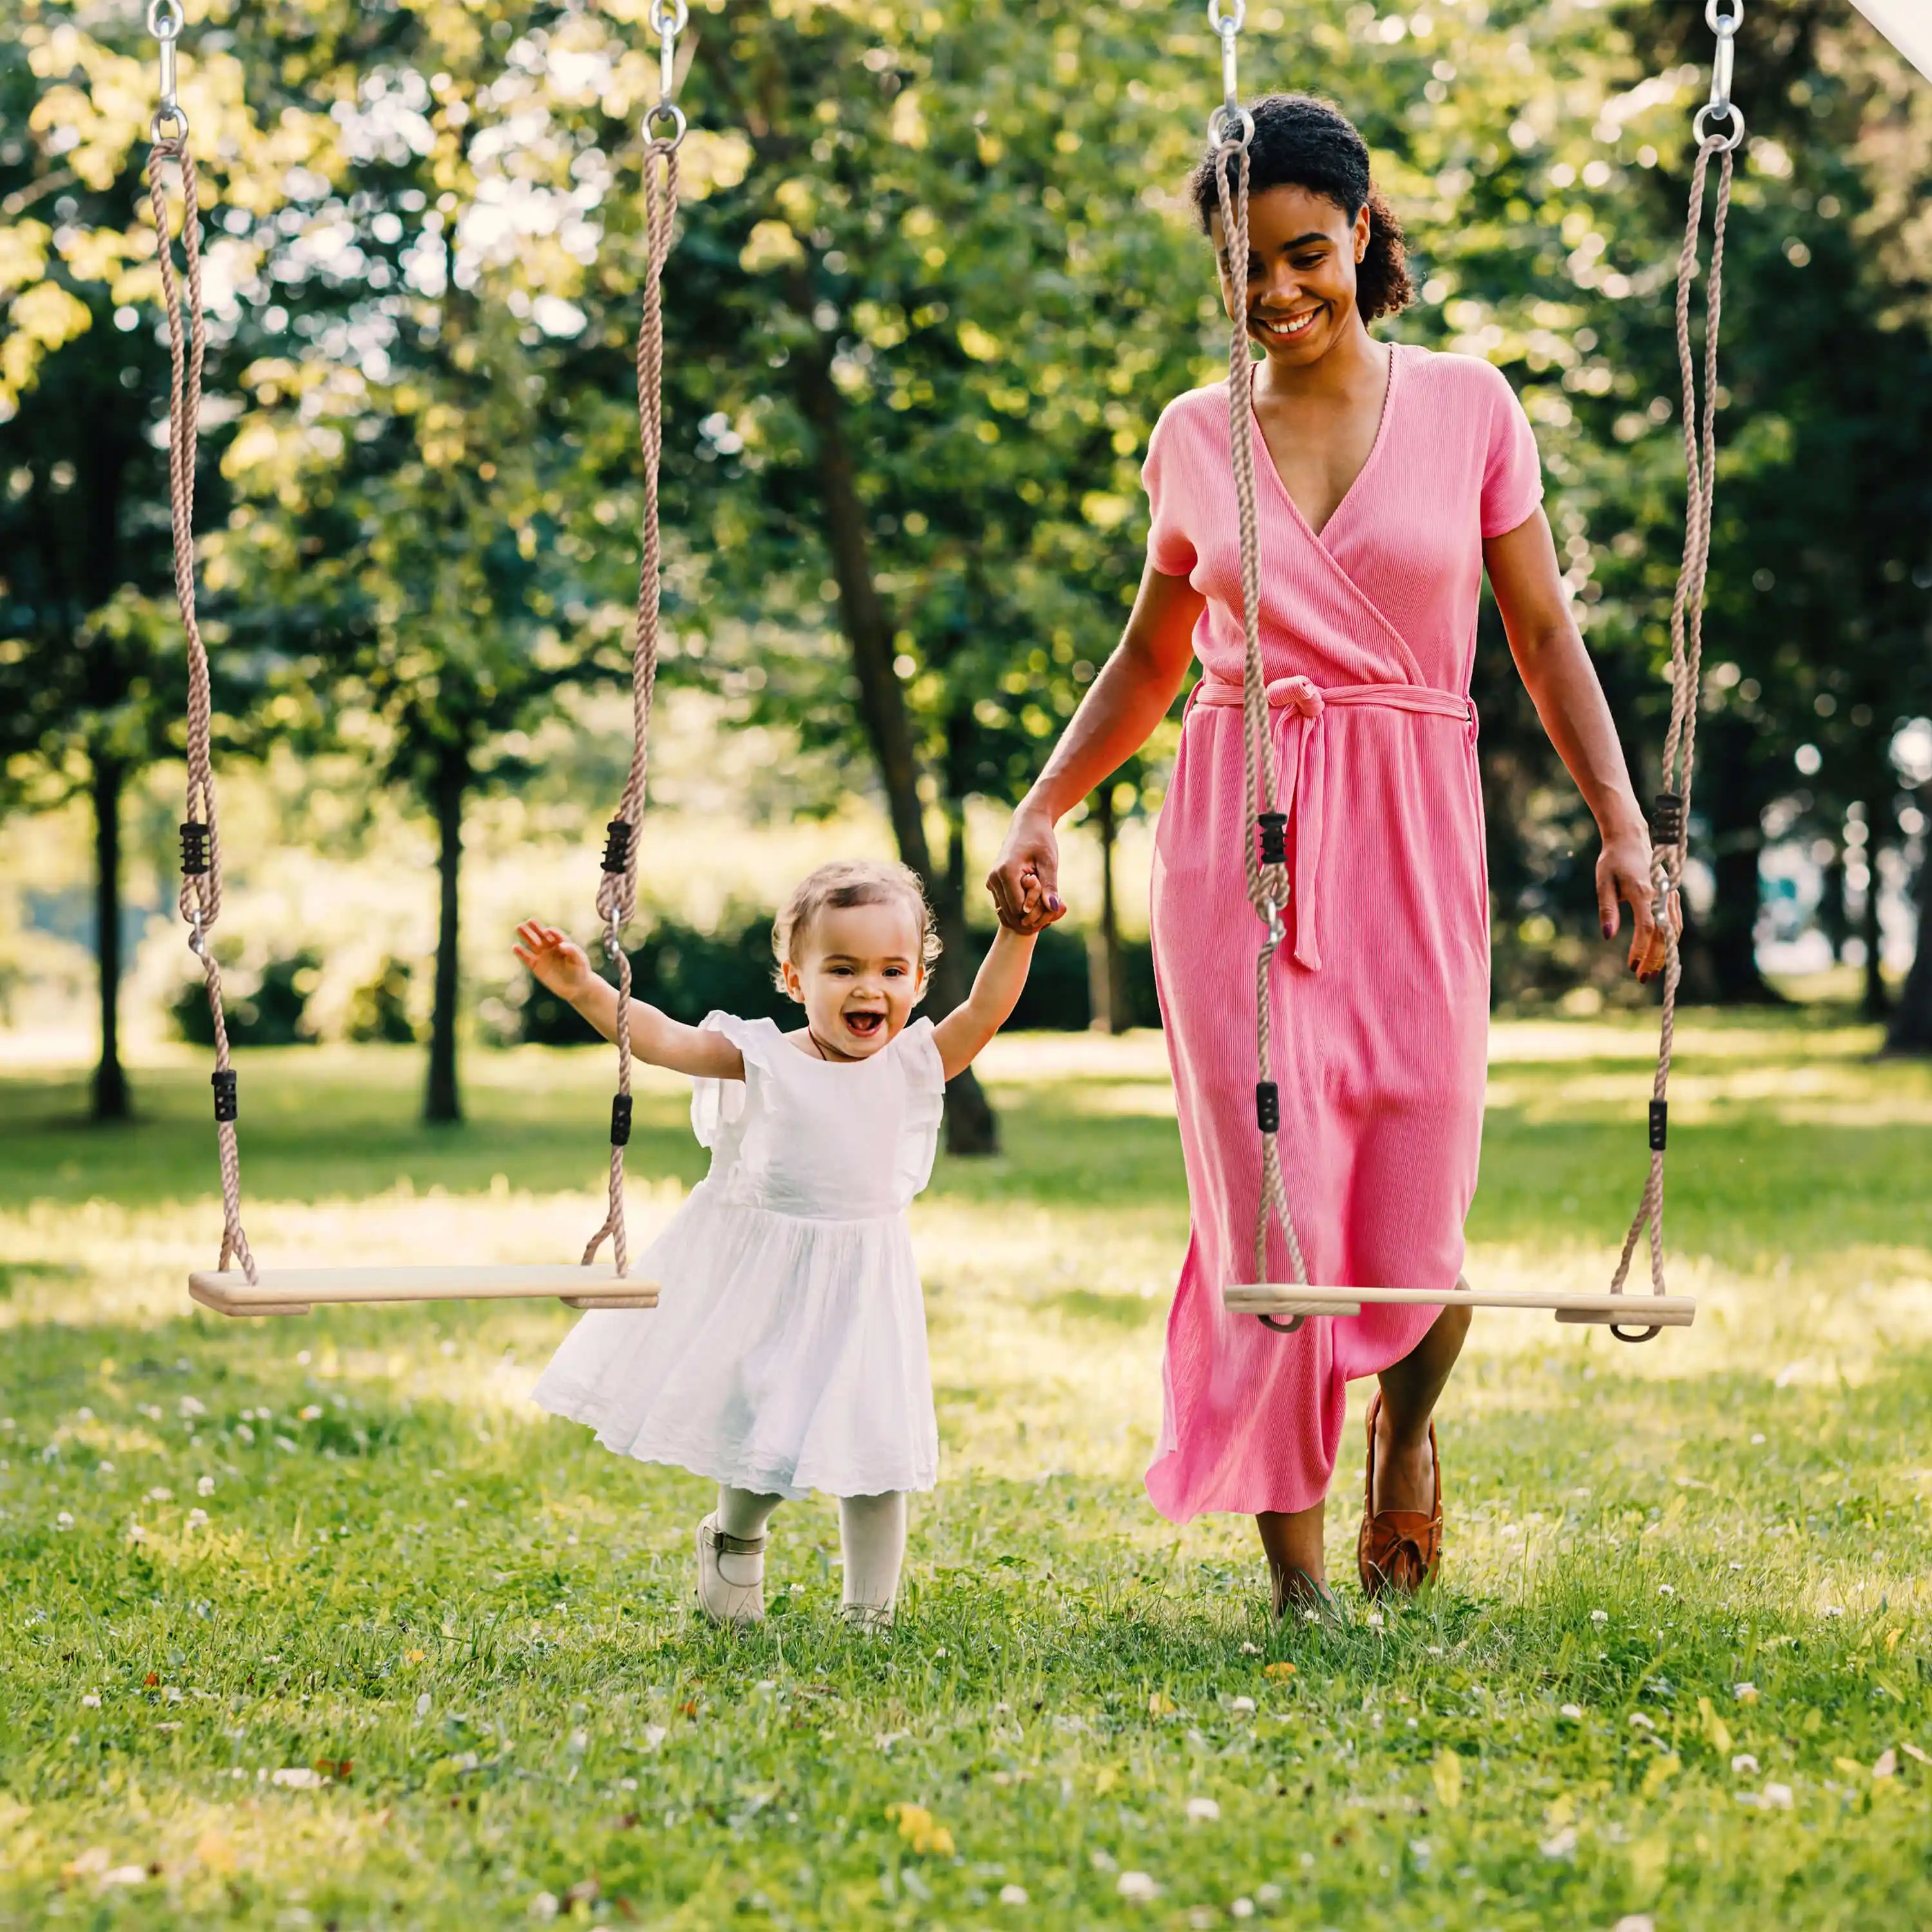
842;1010;886;1039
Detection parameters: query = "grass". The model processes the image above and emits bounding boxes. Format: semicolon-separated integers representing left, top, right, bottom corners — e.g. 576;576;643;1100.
3;1012;1932;1930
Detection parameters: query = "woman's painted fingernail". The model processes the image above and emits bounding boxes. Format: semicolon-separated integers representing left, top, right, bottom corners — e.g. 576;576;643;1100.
1602;920;1614;940
1047;895;1063;914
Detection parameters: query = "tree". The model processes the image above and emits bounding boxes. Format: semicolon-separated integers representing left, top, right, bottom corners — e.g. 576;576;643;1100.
1;1;321;1117
204;2;676;1123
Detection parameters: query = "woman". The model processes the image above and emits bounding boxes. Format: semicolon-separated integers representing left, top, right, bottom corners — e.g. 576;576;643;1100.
989;95;1668;1611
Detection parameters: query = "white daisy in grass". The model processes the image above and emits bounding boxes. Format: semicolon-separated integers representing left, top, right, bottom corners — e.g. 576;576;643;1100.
1185;1796;1220;1821
999;1884;1029;1905
1115;1871;1159;1902
1732;1754;1759;1775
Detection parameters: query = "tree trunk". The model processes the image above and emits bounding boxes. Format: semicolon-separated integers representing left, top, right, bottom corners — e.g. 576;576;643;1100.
791;341;998;1153
90;750;130;1122
424;744;468;1126
1819;847;1850;963
1859;816;1889;1021
1088;788;1126;1034
1677;719;1781;1005
1885;819;1932;1056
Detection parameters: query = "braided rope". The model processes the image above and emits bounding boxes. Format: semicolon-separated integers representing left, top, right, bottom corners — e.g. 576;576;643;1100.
582;140;681;1276
1211;140;1308;1296
1608;137;1734;1340
150;135;256;1284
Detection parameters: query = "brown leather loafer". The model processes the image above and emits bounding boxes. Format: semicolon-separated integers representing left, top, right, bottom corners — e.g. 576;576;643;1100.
1357;1392;1443;1598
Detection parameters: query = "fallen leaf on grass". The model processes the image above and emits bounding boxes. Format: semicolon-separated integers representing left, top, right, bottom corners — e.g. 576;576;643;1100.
194;1832;236;1874
887;1803;955;1857
1873;1750;1898;1779
1147;1692;1175;1718
1263;1663;1295;1683
1697;1696;1732;1754
1641;1754;1681;1798
1430;1750;1463;1811
1901;1743;1930;1766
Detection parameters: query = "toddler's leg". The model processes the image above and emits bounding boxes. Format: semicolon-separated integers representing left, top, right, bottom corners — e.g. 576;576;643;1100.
838;1491;907;1626
718;1486;783;1542
697;1486;782;1627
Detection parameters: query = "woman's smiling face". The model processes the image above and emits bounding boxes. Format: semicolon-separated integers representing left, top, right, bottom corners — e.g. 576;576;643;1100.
1209;182;1372;368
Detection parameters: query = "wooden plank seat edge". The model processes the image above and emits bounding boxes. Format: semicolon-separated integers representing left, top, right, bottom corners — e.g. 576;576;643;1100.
188;1264;661;1318
1224;1282;1696;1328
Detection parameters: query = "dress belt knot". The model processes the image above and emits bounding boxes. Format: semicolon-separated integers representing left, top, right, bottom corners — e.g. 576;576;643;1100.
1188;676;1476;972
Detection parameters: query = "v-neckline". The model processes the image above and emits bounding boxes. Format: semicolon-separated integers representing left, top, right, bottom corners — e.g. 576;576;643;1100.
1248;340;1400;549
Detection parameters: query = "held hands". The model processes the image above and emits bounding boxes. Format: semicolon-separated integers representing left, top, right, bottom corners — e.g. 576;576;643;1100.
1596;826;1680;983
513;921;597;1004
987;808;1068;934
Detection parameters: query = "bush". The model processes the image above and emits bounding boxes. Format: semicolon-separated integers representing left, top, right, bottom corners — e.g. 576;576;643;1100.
345;958;421;1045
171;946;321;1048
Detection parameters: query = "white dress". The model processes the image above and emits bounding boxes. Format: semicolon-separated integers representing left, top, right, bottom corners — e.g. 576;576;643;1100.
531;1011;945;1500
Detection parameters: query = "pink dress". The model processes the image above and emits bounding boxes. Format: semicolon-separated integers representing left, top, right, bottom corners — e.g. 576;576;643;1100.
1141;343;1544;1521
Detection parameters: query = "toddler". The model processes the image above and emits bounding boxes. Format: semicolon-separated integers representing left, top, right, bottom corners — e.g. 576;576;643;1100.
514;859;1037;1627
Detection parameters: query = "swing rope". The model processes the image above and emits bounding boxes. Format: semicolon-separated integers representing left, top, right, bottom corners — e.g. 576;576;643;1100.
1206;4;1311;1305
148;0;258;1283
581;4;688;1276
1609;105;1738;1341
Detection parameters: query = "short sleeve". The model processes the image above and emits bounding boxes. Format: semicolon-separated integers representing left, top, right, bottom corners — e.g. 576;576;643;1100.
1142;401;1200;579
689;1010;767;1150
1480;368;1544;539
891;1017;946;1201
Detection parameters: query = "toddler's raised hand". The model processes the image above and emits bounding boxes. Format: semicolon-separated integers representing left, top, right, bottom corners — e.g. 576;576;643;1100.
514;921;596;1002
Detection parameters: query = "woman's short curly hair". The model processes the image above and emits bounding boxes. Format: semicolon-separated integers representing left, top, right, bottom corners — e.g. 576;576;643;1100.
1188;93;1414;323
771;859;942;989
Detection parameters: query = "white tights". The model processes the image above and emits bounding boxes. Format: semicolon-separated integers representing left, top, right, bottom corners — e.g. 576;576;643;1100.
715;1484;907;1615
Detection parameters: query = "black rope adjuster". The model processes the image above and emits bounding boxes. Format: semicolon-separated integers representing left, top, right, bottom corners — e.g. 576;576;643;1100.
610;1094;633;1147
601;820;633;874
1255;1080;1280;1135
1257;811;1289;867
1649;1099;1668;1152
1651;791;1685;846
180;820;210;876
212;1069;238;1123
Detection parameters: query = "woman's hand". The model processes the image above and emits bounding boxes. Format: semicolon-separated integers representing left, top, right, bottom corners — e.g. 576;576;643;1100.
1595;828;1678;982
513;921;596;1003
987;806;1066;933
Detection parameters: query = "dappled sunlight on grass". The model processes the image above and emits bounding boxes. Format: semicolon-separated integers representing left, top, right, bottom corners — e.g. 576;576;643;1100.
6;1021;1932;1927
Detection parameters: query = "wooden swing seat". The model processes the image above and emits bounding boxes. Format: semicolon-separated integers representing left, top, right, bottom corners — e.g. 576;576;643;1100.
1224;1280;1696;1328
189;1264;659;1320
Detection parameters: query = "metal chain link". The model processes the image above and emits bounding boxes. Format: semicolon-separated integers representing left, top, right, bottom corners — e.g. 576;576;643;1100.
581;17;685;1275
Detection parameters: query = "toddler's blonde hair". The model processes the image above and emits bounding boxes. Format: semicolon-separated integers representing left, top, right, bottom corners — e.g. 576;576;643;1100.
772;860;942;988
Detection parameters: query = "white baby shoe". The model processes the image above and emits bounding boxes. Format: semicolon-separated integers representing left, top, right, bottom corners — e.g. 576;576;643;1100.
696;1514;768;1627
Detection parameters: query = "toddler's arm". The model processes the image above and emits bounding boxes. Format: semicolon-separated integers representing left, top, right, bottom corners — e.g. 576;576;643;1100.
931;925;1037;1081
513;922;744;1081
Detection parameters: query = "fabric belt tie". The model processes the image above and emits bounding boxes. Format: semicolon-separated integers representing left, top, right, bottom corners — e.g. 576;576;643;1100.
1191;676;1476;972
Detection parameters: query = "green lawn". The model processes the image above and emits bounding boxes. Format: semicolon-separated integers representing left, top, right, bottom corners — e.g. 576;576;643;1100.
3;1016;1931;1929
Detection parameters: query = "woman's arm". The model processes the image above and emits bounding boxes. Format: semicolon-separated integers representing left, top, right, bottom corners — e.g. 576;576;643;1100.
930;925;1038;1080
513;922;746;1079
1482;513;1669;981
987;560;1204;931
